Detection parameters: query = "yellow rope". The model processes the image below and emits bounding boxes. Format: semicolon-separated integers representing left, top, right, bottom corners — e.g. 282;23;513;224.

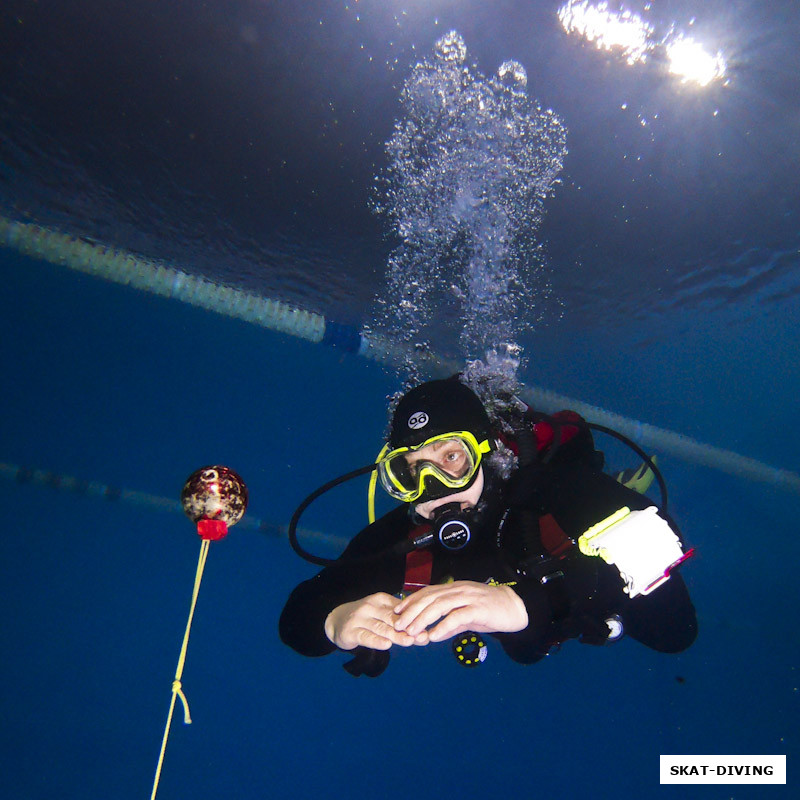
150;538;211;800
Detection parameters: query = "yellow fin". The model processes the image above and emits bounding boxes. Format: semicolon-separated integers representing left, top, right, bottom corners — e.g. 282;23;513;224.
614;455;657;494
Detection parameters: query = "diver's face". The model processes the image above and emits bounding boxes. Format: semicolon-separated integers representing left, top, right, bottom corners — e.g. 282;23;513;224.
414;466;484;520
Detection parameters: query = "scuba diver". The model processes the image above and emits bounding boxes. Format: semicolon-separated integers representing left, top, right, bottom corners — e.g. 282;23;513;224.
279;376;697;677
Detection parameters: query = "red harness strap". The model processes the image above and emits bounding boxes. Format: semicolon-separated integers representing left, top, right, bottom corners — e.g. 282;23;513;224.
539;513;574;557
403;523;433;593
497;411;583;457
402;513;573;594
533;411;582;451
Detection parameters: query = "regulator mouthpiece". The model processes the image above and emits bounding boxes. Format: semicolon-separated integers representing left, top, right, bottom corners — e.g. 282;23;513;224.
412;502;473;552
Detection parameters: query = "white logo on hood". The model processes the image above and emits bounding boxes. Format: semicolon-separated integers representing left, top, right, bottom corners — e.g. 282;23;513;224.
407;411;429;430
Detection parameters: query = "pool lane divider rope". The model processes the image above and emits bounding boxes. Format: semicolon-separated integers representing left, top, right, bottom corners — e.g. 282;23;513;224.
2;215;798;495
0;460;348;549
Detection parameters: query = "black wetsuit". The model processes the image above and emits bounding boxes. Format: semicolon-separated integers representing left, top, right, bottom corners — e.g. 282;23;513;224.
279;430;697;671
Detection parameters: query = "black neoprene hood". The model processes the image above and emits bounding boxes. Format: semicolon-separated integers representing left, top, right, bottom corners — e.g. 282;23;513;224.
388;376;493;450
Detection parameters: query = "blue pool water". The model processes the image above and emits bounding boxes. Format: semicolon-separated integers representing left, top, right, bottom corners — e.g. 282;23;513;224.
2;244;798;799
1;2;799;798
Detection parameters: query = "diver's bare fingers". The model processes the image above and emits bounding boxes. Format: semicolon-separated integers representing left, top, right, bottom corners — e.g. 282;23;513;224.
374;620;418;647
393;599;438;633
427;608;476;642
394;581;485;618
404;591;475;635
393;588;420;611
389;630;418;647
366;592;401;610
393;586;457;630
353;627;394;651
393;582;456;614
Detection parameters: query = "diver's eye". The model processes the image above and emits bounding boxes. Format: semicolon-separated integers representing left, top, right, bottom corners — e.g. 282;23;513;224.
437;447;468;476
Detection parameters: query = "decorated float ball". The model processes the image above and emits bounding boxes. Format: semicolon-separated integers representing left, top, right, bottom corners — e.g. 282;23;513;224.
181;466;248;528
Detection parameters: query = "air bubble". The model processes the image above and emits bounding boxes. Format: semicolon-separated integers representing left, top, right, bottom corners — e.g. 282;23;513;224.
370;33;567;381
435;30;467;63
497;60;528;91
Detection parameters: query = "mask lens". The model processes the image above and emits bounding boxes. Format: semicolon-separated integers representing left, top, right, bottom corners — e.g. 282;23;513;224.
407;438;472;481
386;451;415;488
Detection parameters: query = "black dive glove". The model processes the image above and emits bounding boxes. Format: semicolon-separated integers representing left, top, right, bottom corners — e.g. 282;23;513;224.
343;647;391;678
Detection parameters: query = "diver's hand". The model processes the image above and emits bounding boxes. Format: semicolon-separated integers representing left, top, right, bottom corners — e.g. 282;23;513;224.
392;581;528;643
324;593;420;651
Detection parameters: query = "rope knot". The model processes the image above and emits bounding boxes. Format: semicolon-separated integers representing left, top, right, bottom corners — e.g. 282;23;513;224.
171;680;192;725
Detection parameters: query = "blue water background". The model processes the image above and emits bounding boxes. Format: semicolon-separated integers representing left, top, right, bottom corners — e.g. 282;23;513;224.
2;246;798;799
2;1;799;797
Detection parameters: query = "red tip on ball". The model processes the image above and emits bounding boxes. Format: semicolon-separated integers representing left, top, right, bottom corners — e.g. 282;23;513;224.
196;519;229;541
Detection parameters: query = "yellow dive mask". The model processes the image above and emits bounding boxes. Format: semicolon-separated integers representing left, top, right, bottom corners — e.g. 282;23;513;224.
375;431;492;504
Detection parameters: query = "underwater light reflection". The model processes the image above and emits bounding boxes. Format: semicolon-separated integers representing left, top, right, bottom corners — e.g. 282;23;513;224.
666;35;727;87
558;0;653;66
558;0;728;87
